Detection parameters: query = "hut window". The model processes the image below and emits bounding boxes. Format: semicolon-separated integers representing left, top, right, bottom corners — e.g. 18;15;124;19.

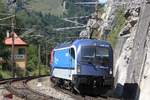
18;48;25;55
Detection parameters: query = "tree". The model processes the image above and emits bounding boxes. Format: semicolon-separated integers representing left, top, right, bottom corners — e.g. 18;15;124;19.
0;0;12;78
0;1;10;61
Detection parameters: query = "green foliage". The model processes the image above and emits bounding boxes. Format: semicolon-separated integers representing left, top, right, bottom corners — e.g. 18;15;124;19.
0;65;12;78
0;0;12;78
0;0;6;13
28;0;64;16
26;44;38;71
26;44;50;76
0;0;6;51
65;0;94;17
16;10;73;33
28;65;50;76
108;8;125;47
15;68;26;77
0;0;99;78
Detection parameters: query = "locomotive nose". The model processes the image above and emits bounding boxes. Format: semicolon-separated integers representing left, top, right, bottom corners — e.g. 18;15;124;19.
78;63;110;76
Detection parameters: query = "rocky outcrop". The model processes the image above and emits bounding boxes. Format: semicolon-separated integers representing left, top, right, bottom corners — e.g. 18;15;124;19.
114;9;139;98
114;0;150;99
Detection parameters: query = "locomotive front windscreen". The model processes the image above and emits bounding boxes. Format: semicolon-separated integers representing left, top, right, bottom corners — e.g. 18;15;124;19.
96;47;109;57
81;46;109;66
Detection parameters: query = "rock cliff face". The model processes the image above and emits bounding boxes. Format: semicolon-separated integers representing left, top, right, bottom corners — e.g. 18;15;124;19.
114;0;150;99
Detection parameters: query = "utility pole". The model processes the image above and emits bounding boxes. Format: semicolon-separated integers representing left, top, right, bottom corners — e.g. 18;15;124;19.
11;0;16;78
11;15;15;77
38;44;41;76
45;41;48;68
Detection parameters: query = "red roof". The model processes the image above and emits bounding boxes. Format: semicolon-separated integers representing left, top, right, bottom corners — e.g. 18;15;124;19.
4;32;27;46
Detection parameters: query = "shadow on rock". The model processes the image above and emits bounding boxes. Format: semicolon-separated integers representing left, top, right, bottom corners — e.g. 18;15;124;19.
114;83;140;100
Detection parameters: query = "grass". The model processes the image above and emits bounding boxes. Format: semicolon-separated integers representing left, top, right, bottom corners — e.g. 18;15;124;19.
0;69;12;79
28;0;65;16
0;64;50;78
27;65;50;76
108;8;126;47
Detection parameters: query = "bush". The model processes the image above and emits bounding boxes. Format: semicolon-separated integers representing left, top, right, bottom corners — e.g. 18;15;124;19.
0;70;12;79
108;8;125;47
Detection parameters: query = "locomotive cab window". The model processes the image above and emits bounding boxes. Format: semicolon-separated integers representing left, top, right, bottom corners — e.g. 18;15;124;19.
70;48;75;68
81;46;95;58
81;46;110;66
96;47;109;66
96;47;109;57
70;48;75;59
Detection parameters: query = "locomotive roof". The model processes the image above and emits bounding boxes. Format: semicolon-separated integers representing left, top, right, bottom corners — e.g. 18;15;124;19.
54;39;111;49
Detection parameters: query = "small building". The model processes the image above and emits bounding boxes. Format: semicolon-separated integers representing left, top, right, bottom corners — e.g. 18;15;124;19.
4;32;28;70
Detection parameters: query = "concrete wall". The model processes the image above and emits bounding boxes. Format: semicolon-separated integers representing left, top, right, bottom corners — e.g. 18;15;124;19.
139;23;150;100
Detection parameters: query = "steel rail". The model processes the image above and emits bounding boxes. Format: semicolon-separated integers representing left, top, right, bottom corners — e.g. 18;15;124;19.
3;75;57;100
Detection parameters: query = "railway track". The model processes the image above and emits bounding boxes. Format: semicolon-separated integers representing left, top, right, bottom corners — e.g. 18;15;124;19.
53;84;120;100
1;76;120;100
1;76;58;100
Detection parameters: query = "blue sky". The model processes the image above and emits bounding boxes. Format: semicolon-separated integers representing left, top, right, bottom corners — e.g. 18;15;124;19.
98;0;107;4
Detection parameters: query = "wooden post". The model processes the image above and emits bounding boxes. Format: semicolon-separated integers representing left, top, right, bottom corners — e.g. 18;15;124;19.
11;14;15;78
11;1;16;78
45;41;48;68
38;44;41;76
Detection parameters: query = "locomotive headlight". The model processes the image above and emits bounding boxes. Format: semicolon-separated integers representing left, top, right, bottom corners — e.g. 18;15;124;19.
109;69;113;75
77;65;81;73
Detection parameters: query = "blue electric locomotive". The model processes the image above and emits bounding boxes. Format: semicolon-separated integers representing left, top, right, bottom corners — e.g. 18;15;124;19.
50;39;114;91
